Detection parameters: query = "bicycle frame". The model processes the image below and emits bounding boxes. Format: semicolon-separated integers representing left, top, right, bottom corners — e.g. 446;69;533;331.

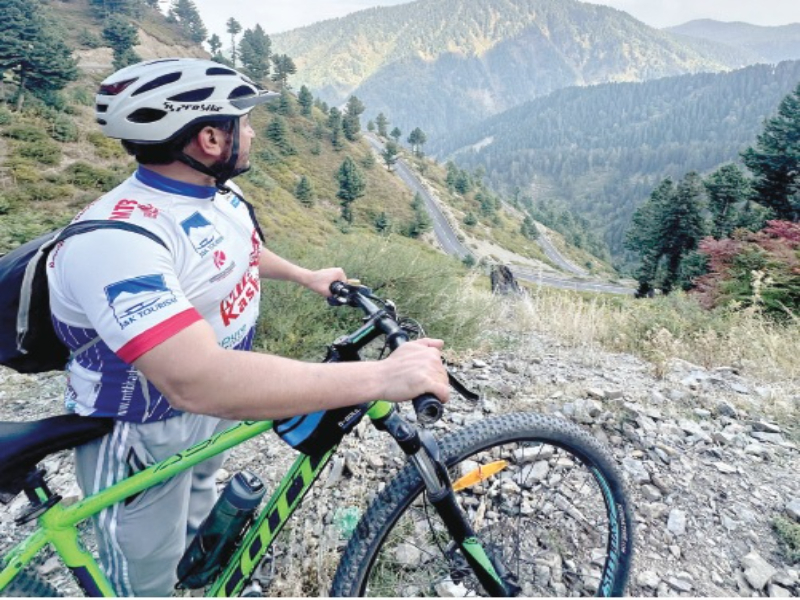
0;402;391;597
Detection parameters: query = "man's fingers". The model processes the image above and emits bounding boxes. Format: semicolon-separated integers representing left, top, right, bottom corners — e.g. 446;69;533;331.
417;337;444;350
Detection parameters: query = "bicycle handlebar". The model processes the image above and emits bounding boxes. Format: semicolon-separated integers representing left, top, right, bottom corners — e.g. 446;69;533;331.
328;281;444;425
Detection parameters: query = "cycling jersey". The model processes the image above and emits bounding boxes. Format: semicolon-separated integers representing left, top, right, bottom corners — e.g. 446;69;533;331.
47;167;263;423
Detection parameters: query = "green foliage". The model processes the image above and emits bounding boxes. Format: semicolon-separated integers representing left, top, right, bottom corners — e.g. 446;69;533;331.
361;152;376;170
63;162;121;190
49;115;79;143
87;131;126;159
705;164;751;238
521;215;539;240
276;88;295;117
742;82;800;222
390;127;402;143
404;192;432;238
298;86;313;117
343;96;365;142
2;124;47;142
407;127;427;156
337;156;366;222
0;108;11;125
226;17;242;67
374;211;391;234
207;33;222;57
103;15;141;70
462;254;476;268
254;235;488;359
70;87;94;107
271;54;296;88
19;139;61;165
773;516;800;564
239;24;271;83
169;0;208;44
294;175;314;206
375;113;388;137
77;29;103;49
265;116;295;155
381;140;399;170
463;212;477;227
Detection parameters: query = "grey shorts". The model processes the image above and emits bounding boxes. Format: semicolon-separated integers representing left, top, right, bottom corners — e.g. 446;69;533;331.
75;413;233;597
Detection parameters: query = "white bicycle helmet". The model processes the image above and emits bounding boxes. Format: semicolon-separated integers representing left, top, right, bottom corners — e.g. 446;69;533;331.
96;58;277;143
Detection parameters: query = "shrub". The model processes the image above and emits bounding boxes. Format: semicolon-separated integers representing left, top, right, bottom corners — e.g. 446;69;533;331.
0;107;11;126
254;234;489;360
19;140;62;165
63;162;122;190
773;516;800;564
87;131;126;159
49;116;80;142
71;86;94;107
6;157;43;183
12;182;74;203
2;124;47;142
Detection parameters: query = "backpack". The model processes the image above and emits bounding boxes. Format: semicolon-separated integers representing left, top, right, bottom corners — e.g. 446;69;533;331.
0;221;166;374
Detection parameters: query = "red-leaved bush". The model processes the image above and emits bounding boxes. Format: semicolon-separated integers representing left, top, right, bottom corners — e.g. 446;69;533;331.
692;221;800;318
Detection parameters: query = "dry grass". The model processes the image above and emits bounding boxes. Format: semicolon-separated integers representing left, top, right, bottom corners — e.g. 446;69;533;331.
491;285;798;384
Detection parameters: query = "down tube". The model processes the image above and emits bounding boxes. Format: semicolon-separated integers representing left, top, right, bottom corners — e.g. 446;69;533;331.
209;448;336;597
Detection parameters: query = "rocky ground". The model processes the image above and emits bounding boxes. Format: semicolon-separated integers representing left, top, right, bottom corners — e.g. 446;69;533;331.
1;329;798;597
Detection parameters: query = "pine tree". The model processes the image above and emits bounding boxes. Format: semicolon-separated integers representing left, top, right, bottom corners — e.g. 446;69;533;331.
207;33;222;58
367;120;375;133
102;15;140;71
342;95;365;142
170;0;207;44
0;0;78;110
328;107;343;150
521;215;539;240
742;83;800;222
276;87;295;117
337;156;366;223
406;192;432;238
463;212;478;227
295;175;314;206
298;85;313;117
704;164;751;238
271;54;296;88
239;25;271;84
374;211;391;234
226;17;241;67
407;127;427;156
382;140;399;171
265;116;294;154
390;127;402;143
375;113;388;137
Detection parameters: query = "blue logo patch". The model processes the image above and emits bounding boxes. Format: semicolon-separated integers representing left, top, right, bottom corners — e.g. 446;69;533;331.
230;195;241;208
180;212;224;257
105;274;177;330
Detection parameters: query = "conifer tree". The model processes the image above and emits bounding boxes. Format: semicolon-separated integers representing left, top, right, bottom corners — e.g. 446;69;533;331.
375;113;388;137
407;127;427;156
367;120;375;133
271;54;296;88
239;25;271;83
406;192;432;238
265;116;294;154
328;106;343;150
742;82;800;221
207;33;222;58
170;0;207;44
276;87;295;117
103;15;140;71
337;156;365;223
0;0;78;110
298;85;313;117
343;95;365;141
704;164;751;238
382;140;399;171
226;17;242;67
374;211;391;234
390;127;402;143
295;175;314;206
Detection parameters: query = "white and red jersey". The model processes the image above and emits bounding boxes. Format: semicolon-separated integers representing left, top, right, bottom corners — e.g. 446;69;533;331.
47;167;263;423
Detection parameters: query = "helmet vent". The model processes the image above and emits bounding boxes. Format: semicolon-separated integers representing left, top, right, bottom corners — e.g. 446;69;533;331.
96;103;109;113
127;108;168;124
228;85;255;100
207;67;236;76
169;87;215;102
96;119;107;125
98;78;139;96
131;72;182;97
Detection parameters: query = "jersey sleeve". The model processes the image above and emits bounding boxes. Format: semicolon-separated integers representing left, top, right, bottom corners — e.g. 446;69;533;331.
58;229;202;363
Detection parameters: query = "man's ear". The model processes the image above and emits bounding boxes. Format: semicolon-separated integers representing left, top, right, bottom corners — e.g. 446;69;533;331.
192;126;224;159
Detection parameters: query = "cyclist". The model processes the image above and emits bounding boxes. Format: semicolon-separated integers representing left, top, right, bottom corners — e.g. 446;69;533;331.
46;58;448;597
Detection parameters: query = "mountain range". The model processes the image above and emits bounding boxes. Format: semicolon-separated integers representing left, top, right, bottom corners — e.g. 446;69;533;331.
272;0;763;141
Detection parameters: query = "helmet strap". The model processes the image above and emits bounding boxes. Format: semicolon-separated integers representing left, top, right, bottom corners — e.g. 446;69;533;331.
174;118;245;191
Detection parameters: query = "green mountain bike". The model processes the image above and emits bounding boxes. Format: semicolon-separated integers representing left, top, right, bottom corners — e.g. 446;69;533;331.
0;281;633;597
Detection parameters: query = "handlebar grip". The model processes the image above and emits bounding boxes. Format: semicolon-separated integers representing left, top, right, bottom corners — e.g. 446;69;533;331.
413;393;444;425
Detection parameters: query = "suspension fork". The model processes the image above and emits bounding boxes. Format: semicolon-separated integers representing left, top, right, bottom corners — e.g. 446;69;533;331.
375;411;513;597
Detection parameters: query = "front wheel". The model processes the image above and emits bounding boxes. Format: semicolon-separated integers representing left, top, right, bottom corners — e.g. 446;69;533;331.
331;412;633;597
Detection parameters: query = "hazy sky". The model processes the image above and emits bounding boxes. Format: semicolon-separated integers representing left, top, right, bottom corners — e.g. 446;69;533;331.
194;0;800;39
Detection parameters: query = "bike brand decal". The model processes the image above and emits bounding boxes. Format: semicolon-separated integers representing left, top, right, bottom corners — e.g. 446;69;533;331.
109;199;138;221
220;270;259;326
104;274;178;330
163;101;223;113
180;212;224;257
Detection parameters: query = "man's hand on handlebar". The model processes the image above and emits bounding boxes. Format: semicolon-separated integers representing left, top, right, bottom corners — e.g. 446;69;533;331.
380;339;450;405
304;267;347;297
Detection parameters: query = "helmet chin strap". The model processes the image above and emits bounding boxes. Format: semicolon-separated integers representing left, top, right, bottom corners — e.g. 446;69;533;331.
175;118;247;191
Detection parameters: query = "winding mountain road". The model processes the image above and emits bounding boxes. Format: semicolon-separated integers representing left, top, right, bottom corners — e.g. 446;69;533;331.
366;135;634;295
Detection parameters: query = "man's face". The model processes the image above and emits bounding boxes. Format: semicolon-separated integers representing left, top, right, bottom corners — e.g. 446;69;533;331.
235;114;255;170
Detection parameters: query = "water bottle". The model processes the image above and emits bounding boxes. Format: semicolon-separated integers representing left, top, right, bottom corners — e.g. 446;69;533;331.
176;470;266;589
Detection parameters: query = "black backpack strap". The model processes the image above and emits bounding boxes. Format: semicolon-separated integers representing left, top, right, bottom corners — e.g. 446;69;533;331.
217;185;265;243
51;220;168;250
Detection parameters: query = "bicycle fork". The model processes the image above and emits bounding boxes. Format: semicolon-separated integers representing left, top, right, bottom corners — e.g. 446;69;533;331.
376;410;518;597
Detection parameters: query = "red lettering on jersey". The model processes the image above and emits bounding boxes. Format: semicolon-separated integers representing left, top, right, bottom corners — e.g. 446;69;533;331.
220;270;260;326
109;199;139;221
138;203;159;218
249;230;261;267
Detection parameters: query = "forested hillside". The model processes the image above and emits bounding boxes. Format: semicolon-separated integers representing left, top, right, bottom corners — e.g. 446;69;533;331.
442;60;800;258
666;20;800;65
272;0;751;142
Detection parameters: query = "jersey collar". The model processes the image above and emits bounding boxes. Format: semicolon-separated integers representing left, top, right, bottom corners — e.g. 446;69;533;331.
135;166;217;199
